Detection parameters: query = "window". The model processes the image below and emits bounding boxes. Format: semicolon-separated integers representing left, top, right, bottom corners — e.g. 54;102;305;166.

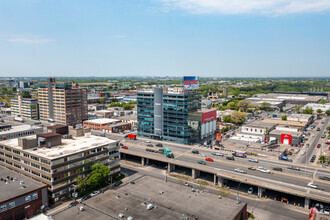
25;195;31;202
8;202;15;209
32;193;38;200
0;205;6;212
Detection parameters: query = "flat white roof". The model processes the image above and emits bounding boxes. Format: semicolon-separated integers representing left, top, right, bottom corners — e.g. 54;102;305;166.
84;118;120;124
0;125;41;135
1;135;118;160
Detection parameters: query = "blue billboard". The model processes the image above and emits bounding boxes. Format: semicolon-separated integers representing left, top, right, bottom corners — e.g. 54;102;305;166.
183;76;199;90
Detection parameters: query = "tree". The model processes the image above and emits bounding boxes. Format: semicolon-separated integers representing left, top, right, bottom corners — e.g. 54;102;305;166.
122;103;134;110
99;98;105;104
316;109;322;114
237;100;251;112
227;102;236;110
326;110;330;116
86;163;110;189
231;111;246;125
319;99;326;104
282;115;287;120
222;115;232;123
21;91;30;96
260;102;271;110
294;105;302;113
302;107;313;114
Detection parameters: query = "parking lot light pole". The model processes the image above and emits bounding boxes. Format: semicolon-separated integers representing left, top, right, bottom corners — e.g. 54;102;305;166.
236;182;242;204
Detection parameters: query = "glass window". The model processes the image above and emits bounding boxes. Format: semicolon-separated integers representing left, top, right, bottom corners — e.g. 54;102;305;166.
25;195;31;202
8;202;15;209
32;193;38;200
0;205;6;212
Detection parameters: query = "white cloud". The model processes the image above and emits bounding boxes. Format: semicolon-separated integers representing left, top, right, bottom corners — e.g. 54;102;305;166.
160;0;330;15
8;36;55;44
112;35;126;39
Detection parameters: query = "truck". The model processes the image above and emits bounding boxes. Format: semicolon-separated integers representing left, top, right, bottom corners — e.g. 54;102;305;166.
14;117;24;122
232;151;246;158
164;148;174;158
127;134;137;140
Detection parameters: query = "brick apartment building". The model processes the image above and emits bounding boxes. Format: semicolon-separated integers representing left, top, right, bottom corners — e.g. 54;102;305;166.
37;78;88;126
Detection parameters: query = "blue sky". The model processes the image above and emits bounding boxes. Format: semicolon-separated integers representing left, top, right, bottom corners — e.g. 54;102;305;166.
0;0;330;77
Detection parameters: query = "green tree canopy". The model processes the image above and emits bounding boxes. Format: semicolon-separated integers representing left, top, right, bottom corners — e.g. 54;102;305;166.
303;107;313;114
86;163;110;189
316;109;322;114
325;110;330;116
231;111;246;125
282;115;287;120
260;102;271;110
237;100;251;112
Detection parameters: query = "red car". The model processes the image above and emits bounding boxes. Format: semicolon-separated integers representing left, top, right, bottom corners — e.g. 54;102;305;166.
121;146;128;149
317;144;321;148
205;158;214;162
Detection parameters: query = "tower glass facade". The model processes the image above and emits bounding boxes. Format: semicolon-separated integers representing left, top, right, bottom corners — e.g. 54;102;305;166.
137;88;201;144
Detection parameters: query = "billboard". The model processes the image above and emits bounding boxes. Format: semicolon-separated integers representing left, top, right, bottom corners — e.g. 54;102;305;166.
201;110;217;123
216;133;222;141
183;76;199;90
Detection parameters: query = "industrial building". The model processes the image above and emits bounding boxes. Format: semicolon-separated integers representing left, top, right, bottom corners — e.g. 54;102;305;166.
0;127;120;203
232;121;277;142
302;103;330;113
37;78;88;126
10;95;39;120
269;126;303;146
0;167;48;220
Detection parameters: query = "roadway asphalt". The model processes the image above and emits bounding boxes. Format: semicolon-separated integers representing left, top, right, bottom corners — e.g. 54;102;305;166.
121;143;330;200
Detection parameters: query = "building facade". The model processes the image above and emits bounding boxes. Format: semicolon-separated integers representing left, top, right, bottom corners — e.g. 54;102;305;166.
0;167;48;220
38;78;88;126
137;88;201;144
10;95;39;120
0;133;120;203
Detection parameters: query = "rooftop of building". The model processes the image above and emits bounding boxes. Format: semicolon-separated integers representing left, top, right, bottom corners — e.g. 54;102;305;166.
242;121;277;129
269;129;302;136
262;118;307;127
83;118;120;124
0;166;46;203
287;114;313;120
1;135;117;160
47;124;68;129
116;115;137;121
0;125;42;135
248;93;323;102
94;110;114;113
108;122;130;127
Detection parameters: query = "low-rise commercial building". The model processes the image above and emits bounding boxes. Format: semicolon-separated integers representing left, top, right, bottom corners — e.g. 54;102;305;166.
262;118;309;130
117;115;137;129
269;126;303;146
232;121;277;142
0;131;120;203
83;118;121;132
95;110;114;118
302;103;330;113
0;167;48;220
0;125;43;141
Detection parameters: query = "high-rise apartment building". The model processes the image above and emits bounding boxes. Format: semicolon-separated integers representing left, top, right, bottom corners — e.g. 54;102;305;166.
38;78;88;126
137;88;202;144
10;95;39;120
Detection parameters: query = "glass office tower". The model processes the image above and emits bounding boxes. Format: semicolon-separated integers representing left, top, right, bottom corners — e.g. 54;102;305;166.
137;88;201;144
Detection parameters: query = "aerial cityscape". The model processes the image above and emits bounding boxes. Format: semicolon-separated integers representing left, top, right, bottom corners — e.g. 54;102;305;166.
1;1;330;220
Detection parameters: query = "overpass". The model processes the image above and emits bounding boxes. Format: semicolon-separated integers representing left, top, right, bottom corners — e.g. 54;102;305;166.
120;145;330;209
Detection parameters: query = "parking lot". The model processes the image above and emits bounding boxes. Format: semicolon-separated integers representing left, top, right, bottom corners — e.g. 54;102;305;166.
52;175;246;220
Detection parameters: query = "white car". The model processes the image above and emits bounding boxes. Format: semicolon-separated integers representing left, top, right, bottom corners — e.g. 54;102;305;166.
324;207;330;215
235;168;246;174
200;153;206;157
247;187;254;194
212;152;224;156
147;204;154;210
119;213;125;218
307;182;318;189
301;150;306;156
249;159;258;163
257;167;270;173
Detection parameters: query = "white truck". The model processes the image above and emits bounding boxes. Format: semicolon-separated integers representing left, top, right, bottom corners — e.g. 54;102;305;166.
14;117;24;122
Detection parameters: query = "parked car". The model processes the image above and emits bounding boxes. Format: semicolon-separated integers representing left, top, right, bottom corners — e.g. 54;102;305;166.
247;187;254;194
272;167;283;172
317;144;321;148
81;194;91;201
317;127;320;131
197;160;206;165
121;146;128;149
205;158;214;162
248;158;258;163
226;156;235;161
114;180;123;187
192;150;199;154
324;207;330;215
68;201;78;208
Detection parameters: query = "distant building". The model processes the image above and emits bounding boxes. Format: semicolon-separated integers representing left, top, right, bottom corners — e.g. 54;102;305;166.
302;103;330;113
10;95;39;120
223;87;228;97
95;110;114;118
37;78;88;126
19;81;33;89
0;128;120;203
0;167;48;220
83;118;121;132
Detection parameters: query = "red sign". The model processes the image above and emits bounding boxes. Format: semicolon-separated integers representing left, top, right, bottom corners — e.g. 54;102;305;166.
201;110;216;123
281;134;292;145
216;133;222;141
